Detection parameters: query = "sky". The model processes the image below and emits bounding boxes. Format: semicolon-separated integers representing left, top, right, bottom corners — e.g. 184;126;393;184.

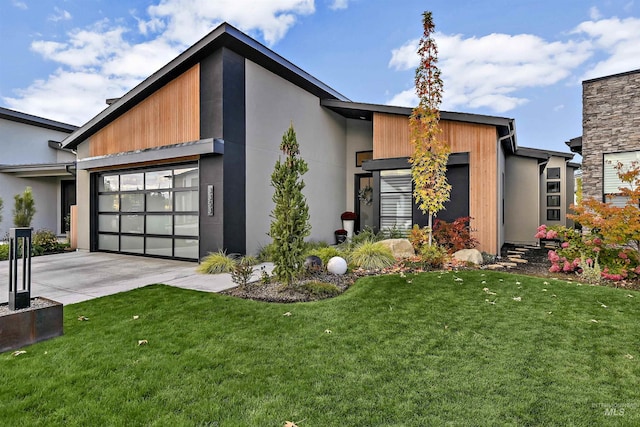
1;0;640;156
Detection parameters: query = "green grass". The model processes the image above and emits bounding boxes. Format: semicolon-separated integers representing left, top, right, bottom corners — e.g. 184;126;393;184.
2;271;640;426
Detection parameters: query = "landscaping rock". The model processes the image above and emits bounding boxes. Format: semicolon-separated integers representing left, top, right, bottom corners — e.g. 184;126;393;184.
327;256;348;275
485;264;505;270
304;255;322;270
377;239;415;258
453;248;483;265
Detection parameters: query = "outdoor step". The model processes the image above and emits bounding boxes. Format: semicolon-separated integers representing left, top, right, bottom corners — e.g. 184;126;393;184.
544;243;559;249
508;257;528;264
524;245;540;249
507;251;523;256
498;262;518;268
514;247;528;252
485;264;505;270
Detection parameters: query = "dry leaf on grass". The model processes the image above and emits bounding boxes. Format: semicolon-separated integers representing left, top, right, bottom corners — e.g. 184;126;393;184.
283;312;292;317
512;296;522;302
324;329;332;334
12;350;26;357
625;354;634;360
77;316;89;321
133;315;139;320
138;339;148;346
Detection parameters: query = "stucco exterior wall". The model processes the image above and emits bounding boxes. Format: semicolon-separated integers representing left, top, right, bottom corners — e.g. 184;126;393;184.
540;156;570;227
0;117;75;237
345;119;373;212
245;60;347;255
0;118;74;164
582;70;640;200
504;155;540;245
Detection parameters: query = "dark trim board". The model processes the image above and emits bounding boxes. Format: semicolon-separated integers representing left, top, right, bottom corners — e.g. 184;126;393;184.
362;153;470;172
220;48;246;254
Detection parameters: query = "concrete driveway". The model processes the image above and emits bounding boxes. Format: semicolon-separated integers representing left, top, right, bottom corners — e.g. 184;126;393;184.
0;251;250;305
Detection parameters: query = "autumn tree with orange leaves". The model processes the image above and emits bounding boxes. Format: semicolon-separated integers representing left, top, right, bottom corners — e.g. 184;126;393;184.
409;11;451;246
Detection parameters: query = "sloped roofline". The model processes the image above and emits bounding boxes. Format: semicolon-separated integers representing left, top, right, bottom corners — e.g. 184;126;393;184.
62;22;349;150
515;146;575;160
0;107;78;133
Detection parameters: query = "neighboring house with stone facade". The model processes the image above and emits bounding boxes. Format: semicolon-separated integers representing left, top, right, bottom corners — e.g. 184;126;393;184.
567;69;640;206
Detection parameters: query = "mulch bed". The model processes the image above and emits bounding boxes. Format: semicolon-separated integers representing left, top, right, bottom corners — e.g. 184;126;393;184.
223;247;639;303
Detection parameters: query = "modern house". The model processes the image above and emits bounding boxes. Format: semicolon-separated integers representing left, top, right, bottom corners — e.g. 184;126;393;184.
0;107;77;238
566;68;640;206
62;22;576;260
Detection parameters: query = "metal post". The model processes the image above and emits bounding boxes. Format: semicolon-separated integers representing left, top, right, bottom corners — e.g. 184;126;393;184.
8;228;32;310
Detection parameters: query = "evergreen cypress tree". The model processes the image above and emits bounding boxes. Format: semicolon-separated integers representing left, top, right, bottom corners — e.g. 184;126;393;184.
269;124;311;286
13;186;36;228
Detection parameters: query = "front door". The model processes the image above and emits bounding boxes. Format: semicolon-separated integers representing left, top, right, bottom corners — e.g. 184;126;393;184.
61;180;76;232
355;174;374;232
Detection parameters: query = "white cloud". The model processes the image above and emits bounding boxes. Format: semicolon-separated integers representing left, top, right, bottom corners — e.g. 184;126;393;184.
329;0;349;10
387;32;591;112
573;16;640;79
145;0;315;46
12;0;27;10
48;7;72;22
589;7;602;20
3;0;317;125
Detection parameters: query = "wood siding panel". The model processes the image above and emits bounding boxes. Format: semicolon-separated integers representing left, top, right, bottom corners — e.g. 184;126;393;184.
372;112;499;253
90;64;200;157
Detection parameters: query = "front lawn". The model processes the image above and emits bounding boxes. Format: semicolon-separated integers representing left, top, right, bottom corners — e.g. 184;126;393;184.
2;271;639;425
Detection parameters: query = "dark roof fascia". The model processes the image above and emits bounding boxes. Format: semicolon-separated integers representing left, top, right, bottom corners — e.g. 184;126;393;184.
63;23;349;150
583;68;640;84
362;152;469;171
565;136;582;155
321;99;517;153
567;162;581;169
0;107;78;133
321;99;514;126
514;146;575;160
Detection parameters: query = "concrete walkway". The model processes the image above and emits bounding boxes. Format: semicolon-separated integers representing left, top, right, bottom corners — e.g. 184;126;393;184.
0;251;272;305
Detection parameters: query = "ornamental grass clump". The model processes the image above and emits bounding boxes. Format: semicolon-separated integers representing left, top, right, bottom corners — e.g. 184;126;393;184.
198;250;238;274
349;241;395;270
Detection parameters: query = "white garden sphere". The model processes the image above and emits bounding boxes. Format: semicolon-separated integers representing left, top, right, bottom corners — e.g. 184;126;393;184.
327;256;348;275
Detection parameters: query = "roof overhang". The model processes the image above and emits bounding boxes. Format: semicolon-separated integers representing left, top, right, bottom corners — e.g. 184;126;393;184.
62;23;349;151
565;136;582;155
0;107;77;133
321;99;517;153
0;162;75;178
76;138;224;170
514;146;575;161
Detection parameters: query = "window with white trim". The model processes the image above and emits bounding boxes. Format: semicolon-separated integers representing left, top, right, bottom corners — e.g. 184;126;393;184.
603;150;640;207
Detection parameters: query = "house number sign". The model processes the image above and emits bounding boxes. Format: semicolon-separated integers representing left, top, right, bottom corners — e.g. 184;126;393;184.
207;185;214;216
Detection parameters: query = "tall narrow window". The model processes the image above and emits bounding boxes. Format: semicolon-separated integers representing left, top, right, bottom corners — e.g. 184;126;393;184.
380;170;412;231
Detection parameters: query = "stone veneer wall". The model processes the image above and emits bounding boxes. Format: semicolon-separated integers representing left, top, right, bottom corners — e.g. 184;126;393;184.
582;69;640;201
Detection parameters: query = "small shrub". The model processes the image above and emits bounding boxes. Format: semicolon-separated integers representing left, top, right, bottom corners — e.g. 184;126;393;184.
33;229;60;254
307;246;344;266
304;240;330;251
409;224;429;251
198;250;238;274
231;258;255;287
241;255;259;266
0;244;8;261
433;216;478;253
257;242;276;262
420;244;448;269
300;281;341;298
381;224;407;239
260;266;271;284
349;241;395;270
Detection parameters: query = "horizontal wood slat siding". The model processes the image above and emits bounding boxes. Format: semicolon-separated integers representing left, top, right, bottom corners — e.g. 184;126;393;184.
373;112;499;253
90;64;200;157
